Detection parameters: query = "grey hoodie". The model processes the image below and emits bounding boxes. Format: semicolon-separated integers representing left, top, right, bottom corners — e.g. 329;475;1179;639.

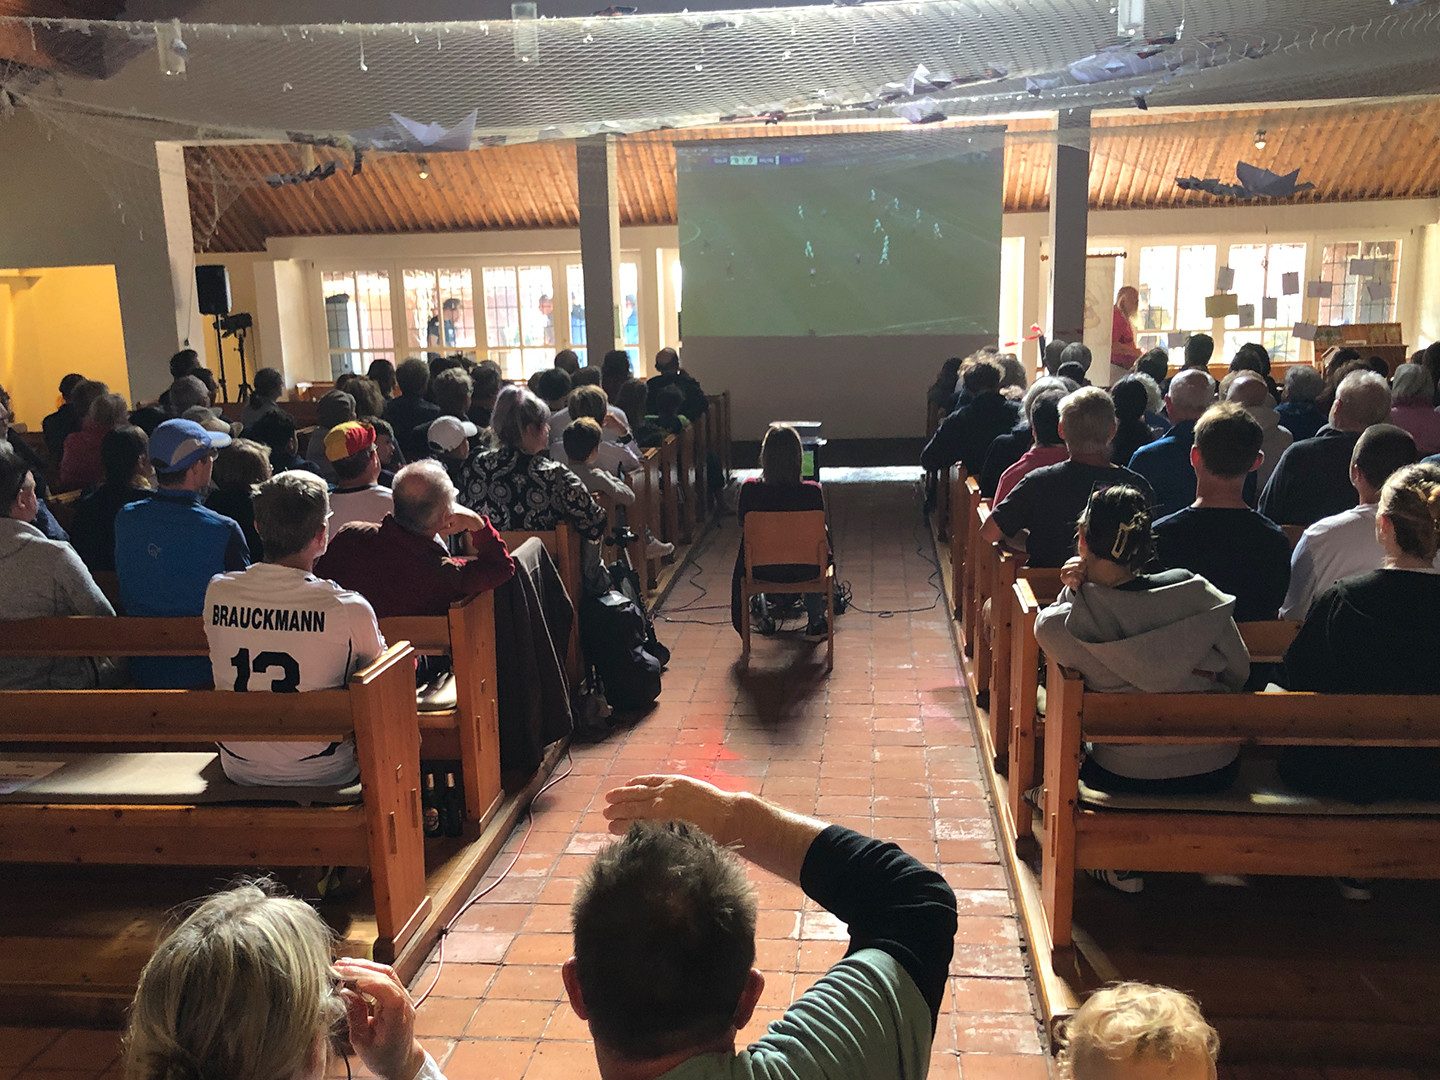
0;518;115;689
1034;568;1248;780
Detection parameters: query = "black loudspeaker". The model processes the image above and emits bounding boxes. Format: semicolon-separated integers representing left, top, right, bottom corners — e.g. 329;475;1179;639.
196;264;232;316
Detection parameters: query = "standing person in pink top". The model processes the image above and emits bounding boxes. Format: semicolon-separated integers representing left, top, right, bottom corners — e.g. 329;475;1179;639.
1388;363;1440;457
993;385;1069;505
1110;285;1142;385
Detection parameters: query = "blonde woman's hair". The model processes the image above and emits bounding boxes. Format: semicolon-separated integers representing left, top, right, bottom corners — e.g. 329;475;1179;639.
124;881;342;1080
1379;462;1440;561
760;423;804;486
1058;983;1219;1080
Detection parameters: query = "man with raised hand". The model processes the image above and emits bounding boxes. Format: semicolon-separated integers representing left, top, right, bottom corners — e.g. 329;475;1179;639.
565;774;956;1080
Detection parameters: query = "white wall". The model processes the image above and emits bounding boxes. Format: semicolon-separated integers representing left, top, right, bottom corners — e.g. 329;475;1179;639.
0;112;192;404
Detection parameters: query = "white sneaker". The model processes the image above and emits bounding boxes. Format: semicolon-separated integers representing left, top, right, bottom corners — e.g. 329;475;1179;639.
646;538;674;559
1201;874;1249;888
1087;868;1144;894
1335;877;1373;902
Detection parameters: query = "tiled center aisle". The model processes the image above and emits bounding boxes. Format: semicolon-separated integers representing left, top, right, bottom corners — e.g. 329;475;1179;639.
409;479;1049;1080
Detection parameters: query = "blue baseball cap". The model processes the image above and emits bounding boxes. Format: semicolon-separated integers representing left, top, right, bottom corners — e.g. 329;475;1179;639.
150;418;231;473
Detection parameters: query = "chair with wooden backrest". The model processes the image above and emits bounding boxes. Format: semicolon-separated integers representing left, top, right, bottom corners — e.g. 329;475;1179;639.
499;524;585;689
739;510;834;670
0;641;431;961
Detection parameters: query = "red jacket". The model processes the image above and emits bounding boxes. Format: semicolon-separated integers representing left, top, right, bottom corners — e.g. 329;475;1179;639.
59;419;108;491
315;513;514;618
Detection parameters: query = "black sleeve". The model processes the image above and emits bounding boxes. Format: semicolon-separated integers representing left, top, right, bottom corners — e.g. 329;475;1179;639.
799;825;957;1033
988;474;1033;539
1281;587;1342;691
920;414;961;473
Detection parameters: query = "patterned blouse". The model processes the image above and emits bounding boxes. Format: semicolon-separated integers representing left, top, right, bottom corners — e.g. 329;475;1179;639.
459;446;607;541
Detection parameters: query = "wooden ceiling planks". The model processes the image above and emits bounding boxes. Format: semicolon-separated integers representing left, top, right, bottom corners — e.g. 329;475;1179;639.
187;99;1440;252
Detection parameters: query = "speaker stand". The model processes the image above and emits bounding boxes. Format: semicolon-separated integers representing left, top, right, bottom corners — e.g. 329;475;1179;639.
211;316;230;404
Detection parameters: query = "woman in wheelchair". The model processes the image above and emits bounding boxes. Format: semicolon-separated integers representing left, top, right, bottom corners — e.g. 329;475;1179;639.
730;424;832;638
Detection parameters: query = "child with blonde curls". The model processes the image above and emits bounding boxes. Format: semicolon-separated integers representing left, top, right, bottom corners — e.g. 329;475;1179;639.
1059;983;1219;1080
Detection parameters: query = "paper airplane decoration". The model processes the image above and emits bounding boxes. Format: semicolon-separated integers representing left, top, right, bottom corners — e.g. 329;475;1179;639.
1176;161;1316;200
265;160;339;188
1025;33;1271;108
349;110;479;154
892;97;948;124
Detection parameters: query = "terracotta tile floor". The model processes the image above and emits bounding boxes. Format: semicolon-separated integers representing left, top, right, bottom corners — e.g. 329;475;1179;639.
8;478;1422;1080
394;479;1049;1080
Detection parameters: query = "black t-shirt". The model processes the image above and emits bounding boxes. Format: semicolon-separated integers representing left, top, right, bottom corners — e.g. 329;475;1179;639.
1151;506;1291;622
990;460;1154;568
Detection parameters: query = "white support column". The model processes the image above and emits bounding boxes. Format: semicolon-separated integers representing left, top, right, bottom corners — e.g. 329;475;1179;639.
577;135;620;362
1047;109;1091;346
156;141;207;367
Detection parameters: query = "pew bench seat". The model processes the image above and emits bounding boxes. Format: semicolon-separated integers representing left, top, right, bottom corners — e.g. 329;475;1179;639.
0;751;361;806
1076;753;1440;818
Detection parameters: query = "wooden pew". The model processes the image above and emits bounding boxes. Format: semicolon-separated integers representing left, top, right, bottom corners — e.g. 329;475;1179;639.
958;478;985;652
657;436;681;547
987;556;1065;768
1036;626;1432;953
0;596;504;827
0;642;431;961
677;423;698;544
1007;605;1299;842
639;448;664;589
946;468;968;618
500;524;585;689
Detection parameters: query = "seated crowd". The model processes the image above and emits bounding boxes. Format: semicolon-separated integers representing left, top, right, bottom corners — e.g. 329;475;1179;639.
0;342;717;777
925;339;1440;891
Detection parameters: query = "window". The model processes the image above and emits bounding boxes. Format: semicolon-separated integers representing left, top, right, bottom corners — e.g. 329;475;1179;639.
481;265;555;379
565;264;587;367
620;261;639;347
403;268;475;356
1318;241;1401;326
1224;242;1306;364
1135;245;1215;353
321;270;393;378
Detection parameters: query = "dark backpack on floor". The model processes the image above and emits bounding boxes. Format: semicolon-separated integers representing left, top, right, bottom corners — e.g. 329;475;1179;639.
581;590;663;710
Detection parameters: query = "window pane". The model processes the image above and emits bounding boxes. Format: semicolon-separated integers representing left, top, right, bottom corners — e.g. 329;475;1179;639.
620;262;639;346
520;348;552;378
517;265;555;348
1175;245;1216;331
322;270;393;376
1264;244;1306;331
489;348;523;379
1225;244;1266;330
566;264;587;351
1357;240;1400;323
483;267;520;349
404;268;475;353
1138;246;1177;332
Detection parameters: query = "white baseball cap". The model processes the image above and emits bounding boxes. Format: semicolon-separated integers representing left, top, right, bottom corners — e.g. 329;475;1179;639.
428;415;479;454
